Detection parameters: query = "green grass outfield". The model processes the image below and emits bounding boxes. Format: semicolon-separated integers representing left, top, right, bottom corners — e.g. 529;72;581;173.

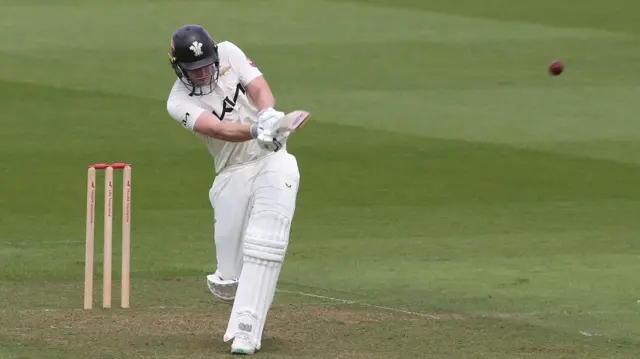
1;0;640;358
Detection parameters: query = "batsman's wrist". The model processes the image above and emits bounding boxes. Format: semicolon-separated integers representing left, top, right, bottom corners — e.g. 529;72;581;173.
250;123;259;139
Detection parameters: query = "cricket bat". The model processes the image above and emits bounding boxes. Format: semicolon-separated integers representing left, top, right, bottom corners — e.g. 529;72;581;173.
278;110;311;132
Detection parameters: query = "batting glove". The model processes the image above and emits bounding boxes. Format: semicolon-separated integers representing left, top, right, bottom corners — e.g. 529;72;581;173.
257;107;286;133
250;123;285;152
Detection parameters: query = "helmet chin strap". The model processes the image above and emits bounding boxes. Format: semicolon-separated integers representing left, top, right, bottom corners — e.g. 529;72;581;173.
185;75;203;97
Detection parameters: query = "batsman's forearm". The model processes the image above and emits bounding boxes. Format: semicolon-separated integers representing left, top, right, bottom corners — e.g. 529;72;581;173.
207;122;257;142
246;76;277;111
255;89;275;111
248;86;275;111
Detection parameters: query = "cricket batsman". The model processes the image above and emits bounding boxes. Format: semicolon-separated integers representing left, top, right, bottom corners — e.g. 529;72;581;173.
165;24;301;355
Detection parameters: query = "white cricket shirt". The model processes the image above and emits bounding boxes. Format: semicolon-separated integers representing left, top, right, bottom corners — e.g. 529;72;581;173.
166;41;275;173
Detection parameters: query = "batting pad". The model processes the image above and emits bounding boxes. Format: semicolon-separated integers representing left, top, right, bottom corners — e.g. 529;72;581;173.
223;210;290;349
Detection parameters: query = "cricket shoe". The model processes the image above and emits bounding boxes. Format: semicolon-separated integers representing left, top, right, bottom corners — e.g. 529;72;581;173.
231;333;257;355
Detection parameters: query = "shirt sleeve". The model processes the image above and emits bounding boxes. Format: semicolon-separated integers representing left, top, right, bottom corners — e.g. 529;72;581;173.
166;83;207;132
225;41;263;86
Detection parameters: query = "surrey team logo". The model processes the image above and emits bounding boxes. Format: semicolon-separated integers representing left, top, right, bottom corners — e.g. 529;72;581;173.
190;41;203;57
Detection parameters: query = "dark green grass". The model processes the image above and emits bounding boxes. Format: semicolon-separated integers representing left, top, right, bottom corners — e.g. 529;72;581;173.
1;0;639;357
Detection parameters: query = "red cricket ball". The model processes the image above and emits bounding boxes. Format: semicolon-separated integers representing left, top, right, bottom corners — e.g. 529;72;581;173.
549;60;564;76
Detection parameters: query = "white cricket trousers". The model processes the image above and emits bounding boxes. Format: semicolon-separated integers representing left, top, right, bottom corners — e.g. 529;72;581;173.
208;150;300;280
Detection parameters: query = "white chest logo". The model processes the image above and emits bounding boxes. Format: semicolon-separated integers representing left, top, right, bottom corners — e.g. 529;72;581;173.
190;41;203;57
